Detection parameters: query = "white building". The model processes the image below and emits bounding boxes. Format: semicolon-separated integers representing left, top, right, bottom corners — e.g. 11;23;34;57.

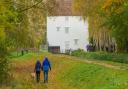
47;16;89;53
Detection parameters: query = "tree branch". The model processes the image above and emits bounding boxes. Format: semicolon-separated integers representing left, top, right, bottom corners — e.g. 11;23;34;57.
19;0;43;12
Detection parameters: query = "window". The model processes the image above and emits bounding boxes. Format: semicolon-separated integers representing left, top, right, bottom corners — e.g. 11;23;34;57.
65;16;69;21
56;27;60;31
74;39;79;45
65;41;70;50
65;27;69;34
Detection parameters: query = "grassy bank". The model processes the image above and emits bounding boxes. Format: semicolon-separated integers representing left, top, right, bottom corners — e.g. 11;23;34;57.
71;50;128;64
8;52;45;61
58;60;128;89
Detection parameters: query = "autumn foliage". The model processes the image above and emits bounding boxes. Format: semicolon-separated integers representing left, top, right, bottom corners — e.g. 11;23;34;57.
73;0;128;52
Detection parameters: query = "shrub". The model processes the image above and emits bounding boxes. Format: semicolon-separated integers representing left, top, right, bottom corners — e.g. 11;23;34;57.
0;57;10;84
71;49;128;64
71;49;85;57
0;42;10;86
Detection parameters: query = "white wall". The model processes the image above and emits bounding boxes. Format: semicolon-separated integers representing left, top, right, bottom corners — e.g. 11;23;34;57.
47;16;89;53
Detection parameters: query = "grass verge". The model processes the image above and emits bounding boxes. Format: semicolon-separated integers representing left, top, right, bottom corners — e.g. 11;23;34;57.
58;60;128;89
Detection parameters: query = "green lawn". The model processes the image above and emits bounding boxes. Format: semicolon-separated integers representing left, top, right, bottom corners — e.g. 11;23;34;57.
58;61;128;89
7;52;128;89
8;52;44;62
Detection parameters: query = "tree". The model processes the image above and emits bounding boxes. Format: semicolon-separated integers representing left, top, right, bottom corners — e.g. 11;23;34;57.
72;0;118;52
0;0;19;85
13;0;58;53
102;0;128;52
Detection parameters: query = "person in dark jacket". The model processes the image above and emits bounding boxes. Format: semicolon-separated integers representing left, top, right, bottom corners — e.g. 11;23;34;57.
42;57;51;83
35;60;41;83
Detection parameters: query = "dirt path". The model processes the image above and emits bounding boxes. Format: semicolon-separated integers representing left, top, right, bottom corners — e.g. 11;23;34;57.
83;60;122;70
11;54;74;89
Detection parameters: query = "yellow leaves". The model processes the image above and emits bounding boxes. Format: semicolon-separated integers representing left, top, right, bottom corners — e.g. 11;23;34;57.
102;0;126;16
102;0;112;10
115;7;124;14
72;0;102;17
72;0;84;14
102;0;125;11
114;0;125;4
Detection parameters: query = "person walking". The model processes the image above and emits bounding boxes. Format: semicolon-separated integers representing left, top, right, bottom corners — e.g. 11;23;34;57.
42;57;51;83
34;60;41;83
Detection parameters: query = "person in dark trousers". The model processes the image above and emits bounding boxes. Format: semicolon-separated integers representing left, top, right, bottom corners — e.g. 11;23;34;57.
42;57;51;83
34;60;41;83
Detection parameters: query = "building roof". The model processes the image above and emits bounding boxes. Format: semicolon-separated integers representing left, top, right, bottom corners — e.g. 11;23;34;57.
53;0;79;16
